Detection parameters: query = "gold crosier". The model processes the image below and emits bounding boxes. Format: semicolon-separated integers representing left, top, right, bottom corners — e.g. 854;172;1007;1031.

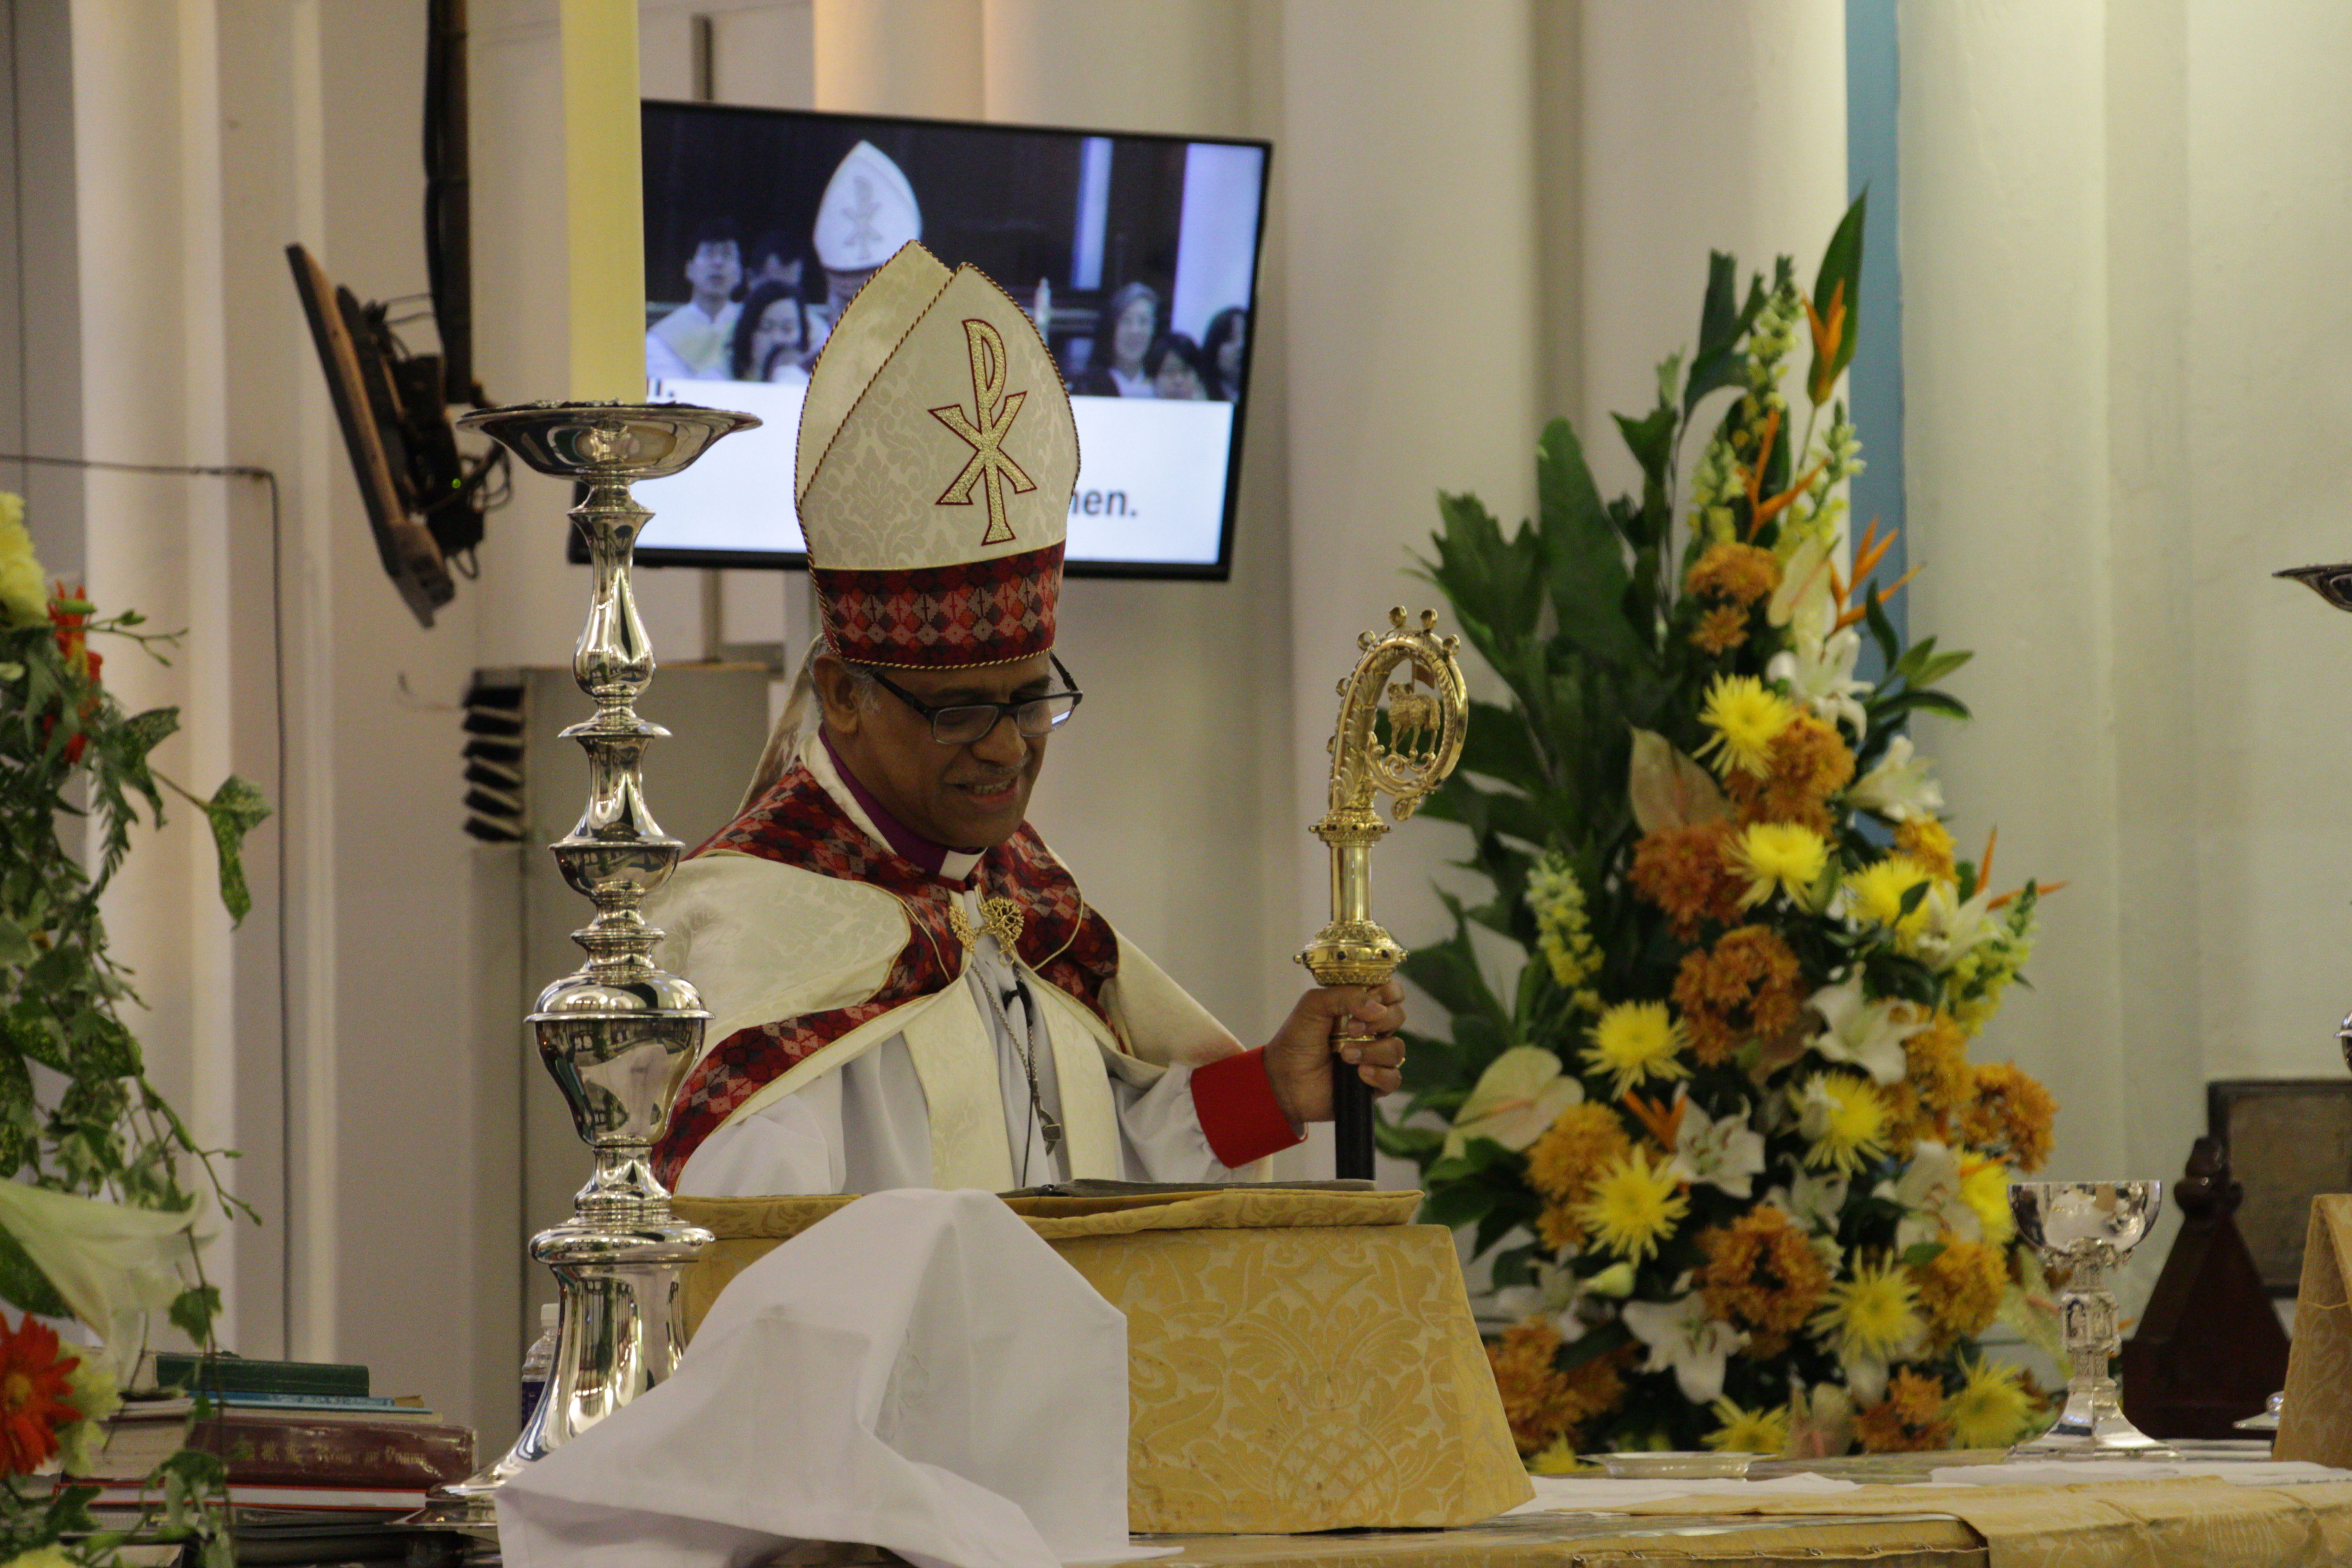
931;317;1037;547
1299;608;1468;1180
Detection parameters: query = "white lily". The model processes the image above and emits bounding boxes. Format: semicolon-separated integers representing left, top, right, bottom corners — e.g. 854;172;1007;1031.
1911;881;1996;973
0;1181;207;1382
1880;1140;1980;1250
1764;1169;1850;1236
1671;1098;1768;1198
1766;614;1869;739
1848;736;1944;823
1442;1046;1583;1158
1769;533;1838;631
1841;1349;1895;1407
1805;975;1927;1085
1621;1291;1747;1405
1500;1258;1640;1344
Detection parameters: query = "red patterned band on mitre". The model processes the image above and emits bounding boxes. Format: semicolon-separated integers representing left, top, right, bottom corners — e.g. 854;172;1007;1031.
813;542;1062;668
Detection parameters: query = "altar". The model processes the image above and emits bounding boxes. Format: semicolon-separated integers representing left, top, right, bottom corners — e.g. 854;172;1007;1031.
757;1467;2352;1568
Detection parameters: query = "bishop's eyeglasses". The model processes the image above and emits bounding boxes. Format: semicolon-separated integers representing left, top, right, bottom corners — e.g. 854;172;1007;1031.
858;655;1085;746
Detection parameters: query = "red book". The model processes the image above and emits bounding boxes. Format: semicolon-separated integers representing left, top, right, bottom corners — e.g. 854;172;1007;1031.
75;1409;474;1490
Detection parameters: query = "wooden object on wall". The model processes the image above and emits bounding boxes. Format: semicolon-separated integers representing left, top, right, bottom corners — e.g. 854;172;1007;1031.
2119;1136;2292;1439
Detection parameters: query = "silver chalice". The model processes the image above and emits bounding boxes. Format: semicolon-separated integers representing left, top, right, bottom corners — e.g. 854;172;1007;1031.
2009;1180;2180;1458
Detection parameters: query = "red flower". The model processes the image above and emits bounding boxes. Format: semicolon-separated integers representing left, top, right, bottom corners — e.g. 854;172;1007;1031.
41;582;101;764
0;1315;79;1474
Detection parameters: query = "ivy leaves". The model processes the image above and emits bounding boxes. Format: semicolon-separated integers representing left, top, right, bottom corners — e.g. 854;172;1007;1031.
0;611;259;1333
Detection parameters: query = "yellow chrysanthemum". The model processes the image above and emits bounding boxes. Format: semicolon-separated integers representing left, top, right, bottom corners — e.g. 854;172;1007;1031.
1580;1000;1692;1099
1799;1072;1892;1174
1703;1397;1790;1456
0;492;45;627
1958;1156;2015;1247
1811;1256;1926;1360
1945;1358;2038;1449
1697;674;1796;778
1527;1436;1588;1475
1572;1147;1691;1265
1731;821;1829;910
1845;855;1935;937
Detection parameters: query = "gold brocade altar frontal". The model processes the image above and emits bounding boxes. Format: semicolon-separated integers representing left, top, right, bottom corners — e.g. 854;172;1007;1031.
1135;1477;2352;1568
671;1187;1532;1534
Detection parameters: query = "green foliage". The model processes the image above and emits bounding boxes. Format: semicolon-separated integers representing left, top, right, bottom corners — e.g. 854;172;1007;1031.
0;573;255;1561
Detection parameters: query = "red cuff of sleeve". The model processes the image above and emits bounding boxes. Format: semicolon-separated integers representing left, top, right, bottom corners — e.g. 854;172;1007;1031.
1191;1047;1305;1169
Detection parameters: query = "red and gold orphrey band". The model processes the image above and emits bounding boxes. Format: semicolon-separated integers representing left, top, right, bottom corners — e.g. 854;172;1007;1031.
930;318;1036;548
814;543;1063;669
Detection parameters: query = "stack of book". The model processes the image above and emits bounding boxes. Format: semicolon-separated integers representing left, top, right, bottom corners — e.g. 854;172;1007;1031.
69;1354;475;1563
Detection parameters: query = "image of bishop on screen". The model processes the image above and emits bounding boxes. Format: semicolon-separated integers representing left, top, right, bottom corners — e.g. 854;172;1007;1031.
637;103;1269;574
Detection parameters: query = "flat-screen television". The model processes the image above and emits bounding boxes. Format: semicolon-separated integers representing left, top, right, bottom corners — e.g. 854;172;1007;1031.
617;100;1270;580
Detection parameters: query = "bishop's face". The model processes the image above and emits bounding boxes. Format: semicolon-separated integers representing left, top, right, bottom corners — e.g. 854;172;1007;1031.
823;652;1056;850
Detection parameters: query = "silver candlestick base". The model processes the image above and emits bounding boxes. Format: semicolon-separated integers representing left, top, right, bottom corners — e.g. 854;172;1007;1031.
421;403;757;1528
2009;1179;2179;1459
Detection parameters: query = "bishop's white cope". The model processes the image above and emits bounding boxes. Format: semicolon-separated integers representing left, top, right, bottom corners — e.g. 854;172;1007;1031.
648;733;1266;1196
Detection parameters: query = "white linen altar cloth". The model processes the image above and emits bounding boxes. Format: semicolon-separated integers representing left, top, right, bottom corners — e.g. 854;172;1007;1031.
494;1188;1135;1568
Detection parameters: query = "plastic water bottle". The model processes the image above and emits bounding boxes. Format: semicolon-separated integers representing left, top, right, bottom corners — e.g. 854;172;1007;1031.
519;1302;558;1428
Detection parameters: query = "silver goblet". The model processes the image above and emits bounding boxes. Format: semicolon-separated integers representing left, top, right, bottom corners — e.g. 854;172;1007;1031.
2009;1180;2180;1458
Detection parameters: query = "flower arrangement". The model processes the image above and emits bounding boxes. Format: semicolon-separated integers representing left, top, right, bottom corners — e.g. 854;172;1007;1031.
1387;200;2064;1464
0;495;264;1565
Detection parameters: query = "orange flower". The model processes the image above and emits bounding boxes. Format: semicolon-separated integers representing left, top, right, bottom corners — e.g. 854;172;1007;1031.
1905;1015;1975;1122
1881;1080;1933;1157
1486;1317;1630;1457
1912;1237;2008;1343
1962;1063;2058;1173
0;1315;79;1475
1686;542;1781;607
1893;817;1957;882
42;583;103;765
1629;820;1747;940
1672;925;1805;1066
1805;281;1847;406
1855;1367;1953;1453
1690;603;1751;654
1727;713;1855;833
1528;1102;1633;1249
1693;1205;1831;1357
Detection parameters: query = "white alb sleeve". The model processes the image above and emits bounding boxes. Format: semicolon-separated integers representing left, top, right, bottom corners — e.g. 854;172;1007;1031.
1112;1063;1236;1185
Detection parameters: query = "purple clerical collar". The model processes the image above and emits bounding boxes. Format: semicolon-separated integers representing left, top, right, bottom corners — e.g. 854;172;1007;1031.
819;728;977;880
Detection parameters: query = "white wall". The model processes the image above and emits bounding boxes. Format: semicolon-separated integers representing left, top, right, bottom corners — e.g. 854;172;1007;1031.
1899;0;2352;1210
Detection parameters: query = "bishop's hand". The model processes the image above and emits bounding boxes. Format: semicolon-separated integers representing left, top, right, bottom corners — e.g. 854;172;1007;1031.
1261;980;1407;1128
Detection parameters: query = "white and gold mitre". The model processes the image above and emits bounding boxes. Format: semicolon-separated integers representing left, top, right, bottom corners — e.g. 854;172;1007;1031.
795;241;1079;668
812;140;922;274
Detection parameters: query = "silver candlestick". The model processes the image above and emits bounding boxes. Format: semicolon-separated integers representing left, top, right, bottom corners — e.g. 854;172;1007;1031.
430;402;757;1522
2009;1180;2179;1458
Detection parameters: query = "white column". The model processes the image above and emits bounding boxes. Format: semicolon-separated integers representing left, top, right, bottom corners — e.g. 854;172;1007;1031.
811;0;983;117
2177;3;2352;1093
980;0;1248;133
2103;0;2204;1191
69;0;240;1314
1900;0;2127;1176
1576;0;1848;498
1278;0;1544;1129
